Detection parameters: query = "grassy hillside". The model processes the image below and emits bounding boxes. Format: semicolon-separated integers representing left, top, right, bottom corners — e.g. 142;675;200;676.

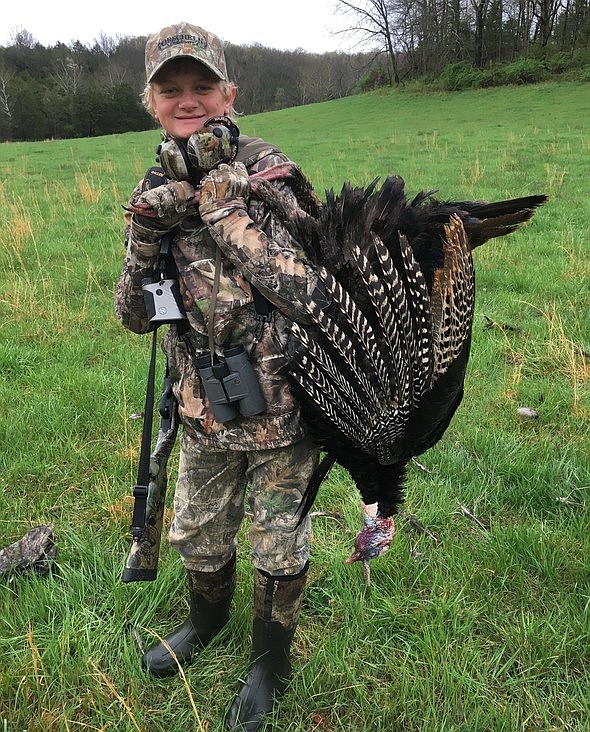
0;81;588;731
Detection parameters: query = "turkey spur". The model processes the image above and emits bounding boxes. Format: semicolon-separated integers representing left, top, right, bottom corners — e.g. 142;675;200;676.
250;170;547;568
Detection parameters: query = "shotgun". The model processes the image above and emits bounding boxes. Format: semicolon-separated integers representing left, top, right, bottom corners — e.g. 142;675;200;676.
122;367;179;582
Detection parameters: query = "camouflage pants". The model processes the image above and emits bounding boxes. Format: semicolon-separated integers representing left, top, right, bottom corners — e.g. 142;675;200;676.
168;432;319;576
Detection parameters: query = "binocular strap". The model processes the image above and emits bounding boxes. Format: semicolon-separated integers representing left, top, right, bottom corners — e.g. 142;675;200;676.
207;246;223;363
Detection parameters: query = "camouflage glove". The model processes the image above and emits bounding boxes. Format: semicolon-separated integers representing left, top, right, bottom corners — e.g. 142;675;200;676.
136;180;196;225
199;162;250;225
126;180;195;233
127;180;196;244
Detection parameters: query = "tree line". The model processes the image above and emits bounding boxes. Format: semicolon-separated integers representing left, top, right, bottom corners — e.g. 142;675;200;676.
0;31;373;142
1;0;588;143
339;0;589;84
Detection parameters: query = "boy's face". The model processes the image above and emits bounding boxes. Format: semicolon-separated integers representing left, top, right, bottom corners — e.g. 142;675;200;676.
151;61;235;142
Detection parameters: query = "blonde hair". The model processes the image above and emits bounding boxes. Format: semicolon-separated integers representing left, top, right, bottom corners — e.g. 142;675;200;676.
142;58;237;121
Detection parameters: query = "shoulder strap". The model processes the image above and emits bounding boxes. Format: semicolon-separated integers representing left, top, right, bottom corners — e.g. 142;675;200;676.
235;135;281;168
129;328;159;540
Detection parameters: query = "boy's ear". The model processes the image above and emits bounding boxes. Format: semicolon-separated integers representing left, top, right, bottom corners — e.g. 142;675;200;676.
225;84;237;111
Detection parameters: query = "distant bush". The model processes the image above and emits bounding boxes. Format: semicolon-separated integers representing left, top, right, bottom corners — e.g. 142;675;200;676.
478;63;505;88
426;54;583;93
438;62;483;91
549;51;576;73
356;64;391;92
572;48;590;67
497;58;549;85
539;48;590;73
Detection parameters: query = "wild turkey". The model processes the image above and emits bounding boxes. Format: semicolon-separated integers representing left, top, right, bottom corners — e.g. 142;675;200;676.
250;170;548;582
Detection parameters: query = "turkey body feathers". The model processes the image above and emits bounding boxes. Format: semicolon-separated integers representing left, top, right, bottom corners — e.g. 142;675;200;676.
253;171;547;521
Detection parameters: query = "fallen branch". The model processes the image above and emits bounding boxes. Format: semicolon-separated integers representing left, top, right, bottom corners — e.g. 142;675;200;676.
459;505;490;530
401;512;440;544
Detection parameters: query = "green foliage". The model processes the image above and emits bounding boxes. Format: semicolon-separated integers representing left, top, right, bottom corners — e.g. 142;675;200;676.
0;83;589;730
498;57;550;85
547;49;590;80
438;57;556;92
355;63;391;92
549;50;580;73
439;61;484;91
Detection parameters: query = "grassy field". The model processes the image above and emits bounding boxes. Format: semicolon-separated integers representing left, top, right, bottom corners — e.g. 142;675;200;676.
0;81;588;731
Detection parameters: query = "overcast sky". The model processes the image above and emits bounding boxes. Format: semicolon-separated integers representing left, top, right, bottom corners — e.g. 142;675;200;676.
2;0;359;54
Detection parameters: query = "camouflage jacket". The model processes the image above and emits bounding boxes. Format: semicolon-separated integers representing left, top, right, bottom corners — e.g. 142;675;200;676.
115;136;319;451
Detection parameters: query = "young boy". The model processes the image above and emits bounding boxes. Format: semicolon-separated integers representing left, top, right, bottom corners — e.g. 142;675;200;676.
115;21;321;731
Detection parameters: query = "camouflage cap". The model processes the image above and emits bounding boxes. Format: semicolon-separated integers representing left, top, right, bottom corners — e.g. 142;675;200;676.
145;22;228;83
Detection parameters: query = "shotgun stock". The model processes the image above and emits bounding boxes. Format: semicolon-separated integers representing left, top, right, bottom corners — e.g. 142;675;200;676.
122;373;179;582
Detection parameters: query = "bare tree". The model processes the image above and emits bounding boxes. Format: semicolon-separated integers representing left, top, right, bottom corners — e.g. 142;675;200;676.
94;32;119;57
12;28;38;48
0;66;14;118
103;62;129;87
336;0;402;84
470;0;492;66
386;0;470;76
53;58;83;95
557;0;590;47
532;0;565;44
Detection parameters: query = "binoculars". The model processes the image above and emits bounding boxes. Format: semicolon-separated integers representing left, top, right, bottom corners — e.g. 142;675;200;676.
196;345;266;423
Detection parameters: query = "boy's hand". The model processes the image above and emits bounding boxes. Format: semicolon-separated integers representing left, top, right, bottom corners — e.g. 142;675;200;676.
129;180;197;227
199;163;250;225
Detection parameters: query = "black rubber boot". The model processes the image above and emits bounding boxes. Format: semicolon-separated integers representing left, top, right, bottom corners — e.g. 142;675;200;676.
142;552;236;677
225;563;308;731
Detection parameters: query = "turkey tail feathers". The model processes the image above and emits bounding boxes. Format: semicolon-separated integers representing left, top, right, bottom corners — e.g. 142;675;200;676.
459;194;549;249
396;235;434;401
460;194;548;219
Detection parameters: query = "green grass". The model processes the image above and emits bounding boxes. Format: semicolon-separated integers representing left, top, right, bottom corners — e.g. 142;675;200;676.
0;81;588;731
